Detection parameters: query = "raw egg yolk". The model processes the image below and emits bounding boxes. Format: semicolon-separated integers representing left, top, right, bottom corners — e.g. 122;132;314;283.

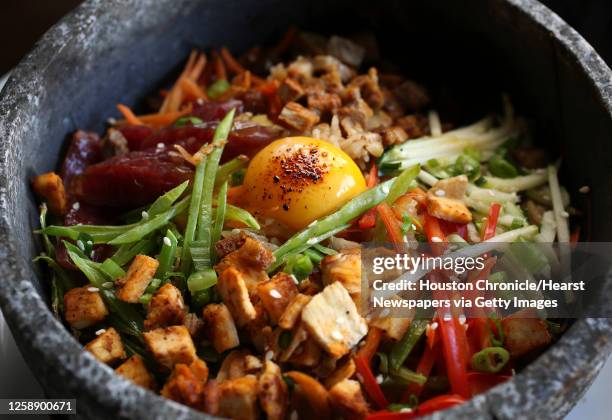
243;136;367;231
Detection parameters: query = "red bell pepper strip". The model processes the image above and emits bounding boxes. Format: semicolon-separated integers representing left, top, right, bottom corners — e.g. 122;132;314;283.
482;202;502;240
366;394;467;420
467;372;511;395
377;202;404;252
402;338;440;401
423;213;446;256
356;327;383;362
438;315;471;398
358;164;379;229
355;355;389;409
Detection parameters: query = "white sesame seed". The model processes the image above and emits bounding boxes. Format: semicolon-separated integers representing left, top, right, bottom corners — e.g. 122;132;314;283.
107;117;117;125
359;323;368;335
163;236;172;247
72;202;80;210
95;329;106;336
306;238;317;245
331;330;344;341
156;142;165;149
356;373;364;383
269;289;282;299
102;282;114;289
141;211;149;220
289;274;299;284
459;314;467;324
400;408;413;413
86;240;93;247
579;186;590;194
87;287;99;293
431;322;439;330
443;313;452;321
431;236;443;243
561;211;569;218
435;189;445;197
76;240;85;251
376;374;384;384
265;350;274;361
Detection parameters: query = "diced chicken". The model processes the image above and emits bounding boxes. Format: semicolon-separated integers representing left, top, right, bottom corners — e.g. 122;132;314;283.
278;294;311;330
161;358;208;410
257;272;299;324
369;316;412;341
338;97;374;127
327;35;365;68
312;55;355;83
278;101;320;132
502;311;552;358
329;379;369;419
427;175;472;224
301;282;368;358
278;78;305;103
321;248;361;295
307;92;342;115
382;126;409;146
366;110;393;131
287;56;314;81
325;358;356;389
347;68;384;110
217;267;257;327
217;376;259;420
84;327;126;365
116;255;159;303
215;234;274;291
144;283;186;330
183;312;205;338
203;379;221;415
143;325;197;370
115;355;156;390
279;324;308;362
396;113;429;138
287;338;322;368
32;172;68;216
217;350;256;382
63;286;108;329
202;303;240;353
258;361;288;420
243;302;269;353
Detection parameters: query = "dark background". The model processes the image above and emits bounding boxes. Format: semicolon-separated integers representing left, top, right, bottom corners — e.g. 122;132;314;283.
0;0;611;74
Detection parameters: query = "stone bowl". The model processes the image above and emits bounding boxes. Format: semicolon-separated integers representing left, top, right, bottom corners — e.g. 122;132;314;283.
0;0;611;418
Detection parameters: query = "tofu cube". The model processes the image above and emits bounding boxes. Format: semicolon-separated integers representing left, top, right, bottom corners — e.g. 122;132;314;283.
32;172;68;216
257;272;299;324
217;267;256;327
301;282;368;358
161;358;209;409
115;355;156;390
329;379;369;419
217;376;259;420
116;255;159;303
64;286;108;329
143;325;196;370
84;327;126;365
144;283;186;330
202;303;240;353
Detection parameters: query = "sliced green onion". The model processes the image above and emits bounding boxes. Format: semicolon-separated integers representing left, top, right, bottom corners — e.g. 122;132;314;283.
225;204;260;230
187;268;218;294
471;347;510;373
284;254;314;281
207;79;230;99
216;155;249;187
390;366;427;386
111;239;157;267
386;164;421;204
303;248;324;264
175;116;204;127
145;278;162;293
100;258;126;281
488;154;518;178
156;229;178;280
211;181;229;264
147;180;189;216
181;155;208;276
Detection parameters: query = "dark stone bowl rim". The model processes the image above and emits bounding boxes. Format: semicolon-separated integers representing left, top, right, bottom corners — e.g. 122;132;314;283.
0;0;611;418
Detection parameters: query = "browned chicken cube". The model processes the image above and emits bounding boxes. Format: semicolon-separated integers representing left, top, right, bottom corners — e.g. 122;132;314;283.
161;358;209;410
84;327;126;365
278;78;305;103
32;172;68;216
202;303;240;353
321;248;361;295
258;361;288;420
144;283;186;330
278;294;311;330
217;267;257;327
64;286;108;329
115;355;156;390
502;311;552;358
257;272;299;324
278;101;320;132
217;376;259;420
143;325;197;370
329;379;369;419
116;255;159;303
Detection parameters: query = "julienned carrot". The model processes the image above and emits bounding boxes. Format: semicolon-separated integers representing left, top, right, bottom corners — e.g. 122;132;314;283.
116;104;144;126
221;47;245;74
188;53;207;81
356;327;382;362
377;202;404;252
358;165;380;229
161;51;208;114
212;50;227;81
180;78;208;101
160;50;197;113
227;185;245;205
116;104;193;129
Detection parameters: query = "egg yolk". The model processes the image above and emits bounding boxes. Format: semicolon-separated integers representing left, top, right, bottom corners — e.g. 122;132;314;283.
243;136;367;231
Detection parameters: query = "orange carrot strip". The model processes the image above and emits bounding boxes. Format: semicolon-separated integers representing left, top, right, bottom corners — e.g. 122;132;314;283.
212;50;227;81
160;50;197;113
180;78;208;101
356;327;383;362
221;47;245;74
227;185;245;205
116;104;144;126
270;26;298;57
188;53;207;81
